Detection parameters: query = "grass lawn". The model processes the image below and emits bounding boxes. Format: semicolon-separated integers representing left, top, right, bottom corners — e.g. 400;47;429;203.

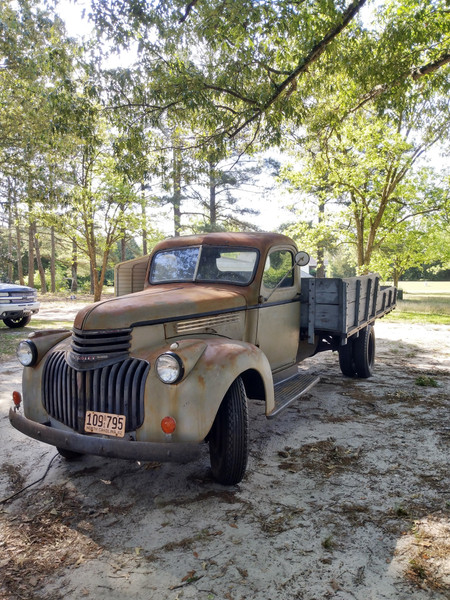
386;280;450;325
0;319;74;362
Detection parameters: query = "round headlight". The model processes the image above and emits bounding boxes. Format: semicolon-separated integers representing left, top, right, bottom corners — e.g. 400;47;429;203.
17;340;38;367
155;353;184;384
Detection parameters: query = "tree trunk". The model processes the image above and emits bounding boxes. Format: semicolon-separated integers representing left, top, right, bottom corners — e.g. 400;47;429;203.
354;214;366;270
71;239;78;293
50;226;56;293
173;147;182;236
141;188;148;255
121;232;126;262
316;199;326;278
393;268;400;288
28;220;36;287
14;197;24;284
94;250;110;302
93;270;102;302
88;217;96;295
34;230;47;294
90;262;95;295
209;162;217;228
7;191;13;281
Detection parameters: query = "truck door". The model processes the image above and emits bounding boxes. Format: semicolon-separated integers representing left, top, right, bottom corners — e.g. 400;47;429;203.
256;247;301;371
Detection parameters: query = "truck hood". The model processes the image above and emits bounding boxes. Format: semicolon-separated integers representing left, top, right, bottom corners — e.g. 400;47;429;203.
74;285;247;331
0;283;37;293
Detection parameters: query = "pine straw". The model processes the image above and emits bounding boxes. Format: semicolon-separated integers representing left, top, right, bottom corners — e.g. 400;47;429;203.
401;515;450;592
0;485;102;600
277;438;363;475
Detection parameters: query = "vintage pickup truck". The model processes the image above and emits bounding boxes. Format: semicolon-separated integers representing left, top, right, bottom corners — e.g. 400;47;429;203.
10;232;396;484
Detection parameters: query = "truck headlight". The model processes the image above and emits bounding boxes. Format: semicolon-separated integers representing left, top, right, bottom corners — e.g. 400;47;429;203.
155;352;184;384
17;340;38;366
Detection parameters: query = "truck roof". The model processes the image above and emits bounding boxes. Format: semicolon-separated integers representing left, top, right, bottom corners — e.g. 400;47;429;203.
154;231;297;253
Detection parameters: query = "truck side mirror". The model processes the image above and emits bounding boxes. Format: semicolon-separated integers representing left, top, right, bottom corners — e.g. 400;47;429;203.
295;251;310;267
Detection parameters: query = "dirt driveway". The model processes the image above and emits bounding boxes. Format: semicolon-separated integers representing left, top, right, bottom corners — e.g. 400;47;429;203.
1;317;449;600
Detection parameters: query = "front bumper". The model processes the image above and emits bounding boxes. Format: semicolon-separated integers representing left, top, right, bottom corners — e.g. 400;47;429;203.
9;408;202;463
0;303;40;319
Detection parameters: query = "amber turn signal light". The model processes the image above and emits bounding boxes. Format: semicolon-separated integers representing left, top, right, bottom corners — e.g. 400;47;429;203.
161;416;176;434
12;391;22;407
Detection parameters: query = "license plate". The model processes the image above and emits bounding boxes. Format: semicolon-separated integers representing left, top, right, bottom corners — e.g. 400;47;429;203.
84;411;126;438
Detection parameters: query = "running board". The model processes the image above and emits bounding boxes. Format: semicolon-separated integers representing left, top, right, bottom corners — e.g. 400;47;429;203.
267;373;320;419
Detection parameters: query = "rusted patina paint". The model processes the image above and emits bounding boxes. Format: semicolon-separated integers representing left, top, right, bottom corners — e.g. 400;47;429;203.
144;232;299;305
152;231;295;253
135;337;274;443
74;285;247;331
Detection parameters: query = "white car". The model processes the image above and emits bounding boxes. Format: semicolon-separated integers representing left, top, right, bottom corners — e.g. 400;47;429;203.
0;283;40;328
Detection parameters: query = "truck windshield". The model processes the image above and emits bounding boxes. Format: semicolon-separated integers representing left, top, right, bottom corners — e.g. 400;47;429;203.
150;246;259;285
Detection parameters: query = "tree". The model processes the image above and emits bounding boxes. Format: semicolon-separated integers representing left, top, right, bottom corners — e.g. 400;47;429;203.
370;224;432;286
63;135;143;300
90;0;370;148
280;144;345;277
184;151;265;232
89;0;450;150
0;0;83;288
282;104;450;274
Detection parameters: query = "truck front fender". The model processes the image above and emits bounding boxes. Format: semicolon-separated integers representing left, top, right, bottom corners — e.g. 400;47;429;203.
137;338;274;443
198;338;275;413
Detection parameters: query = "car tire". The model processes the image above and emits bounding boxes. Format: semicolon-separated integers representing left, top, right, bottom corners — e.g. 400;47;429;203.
208;376;248;485
338;337;357;377
353;325;376;378
57;447;83;460
3;315;32;328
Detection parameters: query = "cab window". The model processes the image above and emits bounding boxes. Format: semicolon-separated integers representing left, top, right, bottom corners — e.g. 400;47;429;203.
262;250;294;289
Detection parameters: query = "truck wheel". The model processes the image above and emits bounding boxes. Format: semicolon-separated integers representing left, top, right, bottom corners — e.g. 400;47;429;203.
3;315;31;328
208;377;248;485
338;338;357;377
57;447;83;460
354;325;375;378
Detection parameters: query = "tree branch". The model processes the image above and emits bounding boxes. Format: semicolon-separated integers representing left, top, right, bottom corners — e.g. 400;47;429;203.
230;0;368;137
352;49;450;113
411;51;450;80
179;0;200;24
203;83;259;104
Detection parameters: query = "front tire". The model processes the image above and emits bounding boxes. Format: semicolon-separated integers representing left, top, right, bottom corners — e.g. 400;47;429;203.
3;315;31;328
208;377;248;485
57;447;83;460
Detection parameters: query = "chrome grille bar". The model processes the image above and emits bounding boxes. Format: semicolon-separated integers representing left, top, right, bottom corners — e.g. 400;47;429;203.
43;351;149;432
71;328;132;356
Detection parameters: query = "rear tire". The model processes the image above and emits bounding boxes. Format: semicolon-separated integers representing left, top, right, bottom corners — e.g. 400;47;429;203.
57;447;83;460
208;377;248;485
3;315;31;328
338;337;357;377
353;325;375;378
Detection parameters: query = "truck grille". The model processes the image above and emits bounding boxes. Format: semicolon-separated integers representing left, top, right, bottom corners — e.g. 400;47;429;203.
71;327;132;357
0;291;37;304
42;351;149;432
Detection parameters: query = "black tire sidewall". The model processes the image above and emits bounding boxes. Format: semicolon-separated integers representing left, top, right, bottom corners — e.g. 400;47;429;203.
3;315;31;328
353;325;375;378
209;377;248;485
56;447;83;460
338;337;357;377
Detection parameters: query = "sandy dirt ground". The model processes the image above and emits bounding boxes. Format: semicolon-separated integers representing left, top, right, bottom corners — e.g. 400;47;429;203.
0;312;449;600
